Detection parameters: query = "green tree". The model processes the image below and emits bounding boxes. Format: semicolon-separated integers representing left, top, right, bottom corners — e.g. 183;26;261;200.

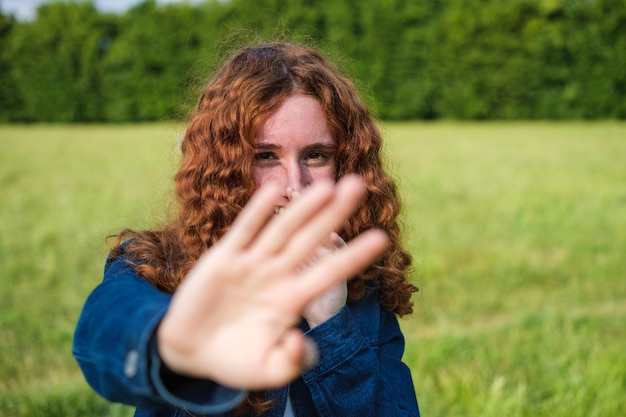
102;0;212;121
8;2;107;122
0;11;22;122
2;0;625;122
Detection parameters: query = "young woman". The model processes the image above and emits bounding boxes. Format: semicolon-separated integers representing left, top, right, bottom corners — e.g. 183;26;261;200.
73;42;420;417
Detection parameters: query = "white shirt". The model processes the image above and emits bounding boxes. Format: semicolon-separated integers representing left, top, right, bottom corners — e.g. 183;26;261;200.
283;387;295;417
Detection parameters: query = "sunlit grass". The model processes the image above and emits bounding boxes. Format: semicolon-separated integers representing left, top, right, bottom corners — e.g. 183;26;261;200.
384;122;626;417
1;122;624;416
0;124;182;417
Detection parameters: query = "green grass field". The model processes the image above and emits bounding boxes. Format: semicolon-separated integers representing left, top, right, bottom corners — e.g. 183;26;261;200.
1;122;624;416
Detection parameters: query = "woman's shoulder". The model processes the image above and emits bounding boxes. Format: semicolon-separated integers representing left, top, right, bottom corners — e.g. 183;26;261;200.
104;239;134;271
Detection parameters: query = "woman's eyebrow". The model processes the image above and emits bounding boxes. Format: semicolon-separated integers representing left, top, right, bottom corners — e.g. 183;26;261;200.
302;142;337;151
252;142;337;151
253;143;280;150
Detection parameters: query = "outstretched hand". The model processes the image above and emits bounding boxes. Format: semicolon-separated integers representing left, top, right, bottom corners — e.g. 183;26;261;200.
156;175;388;390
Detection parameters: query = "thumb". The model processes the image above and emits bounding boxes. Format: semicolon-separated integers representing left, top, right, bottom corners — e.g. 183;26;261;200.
261;330;318;388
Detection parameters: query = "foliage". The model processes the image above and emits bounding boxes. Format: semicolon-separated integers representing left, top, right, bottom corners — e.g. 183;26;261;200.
0;0;624;121
1;122;625;416
6;2;108;122
0;13;21;122
101;1;209;121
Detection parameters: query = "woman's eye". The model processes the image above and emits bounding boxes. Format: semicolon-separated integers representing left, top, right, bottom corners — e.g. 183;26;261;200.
306;151;330;162
305;151;332;165
255;152;276;161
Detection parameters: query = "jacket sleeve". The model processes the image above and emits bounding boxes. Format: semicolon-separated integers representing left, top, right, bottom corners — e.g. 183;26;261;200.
297;288;420;417
72;254;246;414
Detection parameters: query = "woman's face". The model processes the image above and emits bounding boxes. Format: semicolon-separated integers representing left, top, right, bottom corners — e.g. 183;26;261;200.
253;94;337;210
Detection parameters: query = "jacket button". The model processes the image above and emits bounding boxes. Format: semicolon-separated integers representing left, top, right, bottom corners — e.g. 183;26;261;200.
124;350;140;378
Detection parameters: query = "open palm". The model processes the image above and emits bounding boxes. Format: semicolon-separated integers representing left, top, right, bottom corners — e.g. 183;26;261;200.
156;175;388;390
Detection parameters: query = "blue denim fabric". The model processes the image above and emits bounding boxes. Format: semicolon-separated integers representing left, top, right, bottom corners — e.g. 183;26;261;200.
73;253;420;417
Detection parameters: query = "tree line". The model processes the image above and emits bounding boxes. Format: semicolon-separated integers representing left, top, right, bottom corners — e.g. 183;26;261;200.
0;0;624;122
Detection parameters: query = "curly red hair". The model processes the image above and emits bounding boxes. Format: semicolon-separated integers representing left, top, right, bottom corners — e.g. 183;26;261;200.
111;42;417;414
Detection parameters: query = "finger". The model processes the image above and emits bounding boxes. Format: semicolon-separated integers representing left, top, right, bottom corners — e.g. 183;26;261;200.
221;182;282;249
276;175;367;268
295;229;389;302
302;233;344;267
330;232;347;250
251;178;338;256
300;337;319;371
253;329;311;389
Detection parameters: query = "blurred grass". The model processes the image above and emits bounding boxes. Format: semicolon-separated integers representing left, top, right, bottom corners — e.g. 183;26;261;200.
384;122;626;417
1;122;624;416
0;124;181;417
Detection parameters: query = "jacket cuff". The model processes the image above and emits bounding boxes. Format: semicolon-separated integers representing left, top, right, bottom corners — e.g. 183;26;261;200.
147;332;247;414
301;305;365;382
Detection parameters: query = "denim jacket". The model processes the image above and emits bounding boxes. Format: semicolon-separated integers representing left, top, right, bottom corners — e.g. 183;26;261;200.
73;251;420;417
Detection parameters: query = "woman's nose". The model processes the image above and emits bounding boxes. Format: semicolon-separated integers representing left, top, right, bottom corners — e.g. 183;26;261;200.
285;162;308;200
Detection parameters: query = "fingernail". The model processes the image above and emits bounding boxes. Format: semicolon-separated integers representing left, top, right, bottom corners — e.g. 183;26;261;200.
330;233;347;250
